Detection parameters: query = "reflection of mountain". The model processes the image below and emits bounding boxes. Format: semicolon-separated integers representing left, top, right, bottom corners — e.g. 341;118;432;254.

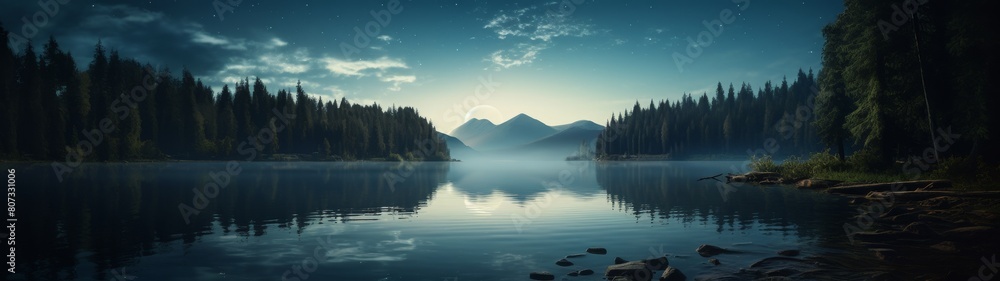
16;162;447;280
447;114;603;160
595;162;853;238
446;161;603;202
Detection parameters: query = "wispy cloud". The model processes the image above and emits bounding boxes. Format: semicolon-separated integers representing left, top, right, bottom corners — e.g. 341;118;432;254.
82;5;164;28
267;38;288;49
322;57;409;77
487;43;546;69
483;5;595;69
380;75;416;91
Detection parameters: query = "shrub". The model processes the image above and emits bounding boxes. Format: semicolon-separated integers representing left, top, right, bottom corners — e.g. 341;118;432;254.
749;154;780;173
847;149;884;173
388;153;404;162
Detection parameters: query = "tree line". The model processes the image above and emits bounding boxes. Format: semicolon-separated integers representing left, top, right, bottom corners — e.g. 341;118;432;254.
0;24;450;161
598;0;998;166
596;70;821;159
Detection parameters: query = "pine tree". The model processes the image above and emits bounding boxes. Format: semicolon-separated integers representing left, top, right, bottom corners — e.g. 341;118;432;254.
17;43;48;158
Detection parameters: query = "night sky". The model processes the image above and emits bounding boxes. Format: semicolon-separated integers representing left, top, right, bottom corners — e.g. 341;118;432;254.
2;0;843;133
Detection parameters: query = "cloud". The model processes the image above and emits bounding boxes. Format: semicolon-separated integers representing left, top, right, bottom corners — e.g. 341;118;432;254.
487;43;546;69
322;57;408;77
81;5;164;28
483;5;594;69
484;6;594;42
267;38;288;49
259;49;310;74
380;75;416;91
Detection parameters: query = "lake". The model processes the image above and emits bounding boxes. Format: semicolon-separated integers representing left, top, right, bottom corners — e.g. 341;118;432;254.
12;161;882;280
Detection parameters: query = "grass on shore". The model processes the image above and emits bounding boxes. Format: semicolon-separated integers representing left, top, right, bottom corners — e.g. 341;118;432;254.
749;150;1000;190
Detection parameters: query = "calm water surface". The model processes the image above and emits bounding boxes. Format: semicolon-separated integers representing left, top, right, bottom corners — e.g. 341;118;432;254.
14;161;872;280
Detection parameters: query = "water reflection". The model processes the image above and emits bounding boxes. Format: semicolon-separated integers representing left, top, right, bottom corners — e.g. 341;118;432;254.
13;161;868;280
596;161;853;240
16;162;448;280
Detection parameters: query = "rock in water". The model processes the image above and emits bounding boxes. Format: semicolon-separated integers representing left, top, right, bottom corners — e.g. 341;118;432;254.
586;247;608;255
556;258;574;266
696;244;730;257
579;269;594;275
777;250;800;257
567;271;579;276
565;253;587;258
660;266;686;281
605;261;653;281
708;258;720;265
643;256;669;270
614;257;629;264
529;272;555;280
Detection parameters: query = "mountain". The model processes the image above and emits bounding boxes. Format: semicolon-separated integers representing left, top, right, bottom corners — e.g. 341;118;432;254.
449;118;496;147
437;133;478;161
469;113;557;151
552;120;604;131
495;126;603;160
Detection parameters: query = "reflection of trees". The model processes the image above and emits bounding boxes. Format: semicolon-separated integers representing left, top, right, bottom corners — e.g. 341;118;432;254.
596;162;852;240
16;162;447;281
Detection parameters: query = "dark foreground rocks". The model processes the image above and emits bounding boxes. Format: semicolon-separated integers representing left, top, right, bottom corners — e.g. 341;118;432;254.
529;271;554;280
696;244;740;257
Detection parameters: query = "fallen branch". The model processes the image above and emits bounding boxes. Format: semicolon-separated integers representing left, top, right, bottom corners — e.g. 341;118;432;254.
698;173;724;182
866;190;1000;201
826;180;952;195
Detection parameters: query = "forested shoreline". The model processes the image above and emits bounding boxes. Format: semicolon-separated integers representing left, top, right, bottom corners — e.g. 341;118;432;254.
0;24;450;162
598;0;999;167
596;71;820;159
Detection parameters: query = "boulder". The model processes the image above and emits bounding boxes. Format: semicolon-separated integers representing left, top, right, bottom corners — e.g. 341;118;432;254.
708;258;720;265
696;244;735;257
643;256;669;270
556;258;574;266
605;261;653;281
614;257;629;264
529;271;555;280
565;253;587;258
579;269;594;275
659;266;686;281
586;247;608;255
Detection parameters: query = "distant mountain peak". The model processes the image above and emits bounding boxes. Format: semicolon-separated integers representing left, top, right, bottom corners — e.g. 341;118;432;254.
502;113;545;126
